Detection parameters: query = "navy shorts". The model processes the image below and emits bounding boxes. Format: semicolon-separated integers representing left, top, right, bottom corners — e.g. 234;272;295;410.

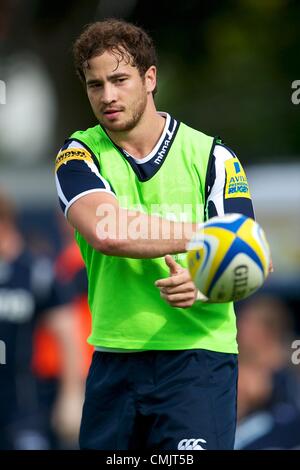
79;349;238;450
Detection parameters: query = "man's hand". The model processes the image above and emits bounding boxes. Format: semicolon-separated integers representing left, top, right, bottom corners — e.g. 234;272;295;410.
155;255;198;308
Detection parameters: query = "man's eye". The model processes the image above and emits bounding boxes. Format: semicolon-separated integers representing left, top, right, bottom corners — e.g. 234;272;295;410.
116;78;126;83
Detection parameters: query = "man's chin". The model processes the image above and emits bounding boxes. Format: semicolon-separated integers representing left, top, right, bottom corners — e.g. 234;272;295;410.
100;119;134;133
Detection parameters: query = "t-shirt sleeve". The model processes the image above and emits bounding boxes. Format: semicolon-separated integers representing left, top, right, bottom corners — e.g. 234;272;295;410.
55;139;116;217
204;141;255;221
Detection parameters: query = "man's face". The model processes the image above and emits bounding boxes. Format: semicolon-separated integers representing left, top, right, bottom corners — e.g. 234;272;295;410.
85;50;155;133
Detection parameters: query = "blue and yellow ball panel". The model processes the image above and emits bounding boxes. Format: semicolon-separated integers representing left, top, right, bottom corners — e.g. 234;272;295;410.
207;236;265;298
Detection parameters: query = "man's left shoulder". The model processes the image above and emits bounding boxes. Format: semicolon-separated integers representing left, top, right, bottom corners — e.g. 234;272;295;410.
179;121;214;150
180;121;213;139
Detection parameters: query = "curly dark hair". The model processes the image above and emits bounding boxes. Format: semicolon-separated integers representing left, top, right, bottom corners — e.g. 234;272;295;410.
73;19;158;93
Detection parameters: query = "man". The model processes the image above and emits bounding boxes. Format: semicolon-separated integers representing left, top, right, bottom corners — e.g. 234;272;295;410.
0;192;82;449
55;18;254;450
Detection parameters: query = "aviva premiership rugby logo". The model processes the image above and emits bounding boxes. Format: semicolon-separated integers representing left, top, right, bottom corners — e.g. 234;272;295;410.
224;158;251;199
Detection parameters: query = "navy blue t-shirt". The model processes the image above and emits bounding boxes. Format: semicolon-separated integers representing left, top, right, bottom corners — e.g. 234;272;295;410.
0;249;70;426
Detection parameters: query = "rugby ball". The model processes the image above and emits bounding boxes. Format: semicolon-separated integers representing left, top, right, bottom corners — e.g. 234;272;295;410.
187;213;271;303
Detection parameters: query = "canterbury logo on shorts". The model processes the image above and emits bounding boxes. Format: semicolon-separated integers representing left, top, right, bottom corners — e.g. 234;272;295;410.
177;438;207;450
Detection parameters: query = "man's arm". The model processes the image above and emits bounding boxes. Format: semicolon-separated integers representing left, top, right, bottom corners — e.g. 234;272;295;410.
204;141;255;220
41;304;84;444
68;192;196;258
55;141;196;258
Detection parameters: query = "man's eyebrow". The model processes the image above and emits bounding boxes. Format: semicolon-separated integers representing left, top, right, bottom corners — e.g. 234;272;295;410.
86;73;130;85
86;79;102;86
109;72;130;78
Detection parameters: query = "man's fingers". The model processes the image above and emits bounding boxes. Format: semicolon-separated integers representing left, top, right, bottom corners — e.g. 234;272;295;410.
160;291;196;303
164;255;183;275
155;271;189;288
160;283;196;295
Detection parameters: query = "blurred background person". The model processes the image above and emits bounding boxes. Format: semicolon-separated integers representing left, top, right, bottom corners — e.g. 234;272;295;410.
237;295;300;409
0;192;83;449
235;295;300;449
32;215;92;449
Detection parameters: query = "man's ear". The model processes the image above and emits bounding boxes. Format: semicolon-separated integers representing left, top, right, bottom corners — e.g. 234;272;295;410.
144;66;157;94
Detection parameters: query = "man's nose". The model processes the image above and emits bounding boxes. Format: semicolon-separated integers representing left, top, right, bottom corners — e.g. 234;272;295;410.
101;83;117;104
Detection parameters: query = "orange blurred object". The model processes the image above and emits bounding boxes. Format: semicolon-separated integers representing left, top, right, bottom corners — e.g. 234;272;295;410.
32;242;93;378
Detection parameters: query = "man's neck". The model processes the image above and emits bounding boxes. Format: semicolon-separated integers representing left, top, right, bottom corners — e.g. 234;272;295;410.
106;104;166;159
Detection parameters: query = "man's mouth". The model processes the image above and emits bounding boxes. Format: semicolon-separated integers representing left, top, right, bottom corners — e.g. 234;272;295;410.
103;109;123;119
